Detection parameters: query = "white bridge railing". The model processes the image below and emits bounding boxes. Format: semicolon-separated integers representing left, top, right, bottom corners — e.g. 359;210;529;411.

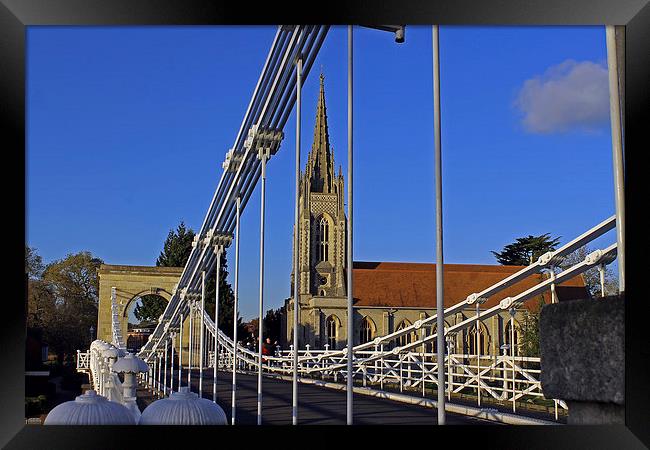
202;329;567;420
136;213;618;423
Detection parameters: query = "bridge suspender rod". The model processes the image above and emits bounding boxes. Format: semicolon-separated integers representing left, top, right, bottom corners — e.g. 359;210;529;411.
257;148;268;425
476;303;481;406
292;53;302;426
432;24;446;426
178;313;183;390
170;333;175;393
164;340;168;396
346;24;354;426
199;271;206;397
157;352;162;396
188;303;193;389
232;196;241;425
213;250;221;402
605;25;625;294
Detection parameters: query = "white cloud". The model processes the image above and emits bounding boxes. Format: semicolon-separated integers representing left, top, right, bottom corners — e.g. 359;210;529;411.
515;60;610;134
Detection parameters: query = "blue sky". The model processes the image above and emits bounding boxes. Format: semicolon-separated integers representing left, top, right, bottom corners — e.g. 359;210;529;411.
27;25;617;321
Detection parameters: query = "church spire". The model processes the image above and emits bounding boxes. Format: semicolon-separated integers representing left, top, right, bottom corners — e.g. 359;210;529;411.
305;73;334;194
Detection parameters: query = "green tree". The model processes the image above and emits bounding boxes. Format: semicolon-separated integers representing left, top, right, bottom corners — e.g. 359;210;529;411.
263;307;283;343
519;298;545;357
134;222;197;327
156;222;195;267
27;277;56;330
491;233;561;266
28;251;103;362
203;251;246;340
133;294;167;323
155;222;244;339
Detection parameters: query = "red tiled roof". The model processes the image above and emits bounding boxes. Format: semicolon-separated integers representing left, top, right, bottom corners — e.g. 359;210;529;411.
352;261;588;311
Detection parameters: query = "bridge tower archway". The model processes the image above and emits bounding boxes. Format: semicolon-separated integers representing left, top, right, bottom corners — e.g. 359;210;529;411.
97;264;183;344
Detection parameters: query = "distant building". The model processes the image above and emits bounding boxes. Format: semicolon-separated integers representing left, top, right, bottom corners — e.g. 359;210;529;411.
127;325;155;353
280;75;588;355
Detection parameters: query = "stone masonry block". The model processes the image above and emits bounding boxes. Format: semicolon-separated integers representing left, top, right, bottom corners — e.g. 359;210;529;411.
540;296;624;404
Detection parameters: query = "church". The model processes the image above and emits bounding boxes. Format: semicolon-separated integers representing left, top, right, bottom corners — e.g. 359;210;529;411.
280;75;587;357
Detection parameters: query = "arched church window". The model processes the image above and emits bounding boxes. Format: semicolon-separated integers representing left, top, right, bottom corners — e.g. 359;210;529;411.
396;320;416;348
466;323;489;355
504;321;520;356
359;317;375;345
318;217;329;262
326;315;338;349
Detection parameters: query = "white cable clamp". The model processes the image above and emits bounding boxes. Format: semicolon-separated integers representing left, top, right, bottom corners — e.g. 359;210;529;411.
222;148;244;173
467;293;488;305
538;251;566;267
499;297;514;310
586;248;617;267
202;228;215;247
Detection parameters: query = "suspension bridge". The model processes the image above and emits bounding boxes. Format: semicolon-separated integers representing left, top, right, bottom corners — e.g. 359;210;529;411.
70;24;624;426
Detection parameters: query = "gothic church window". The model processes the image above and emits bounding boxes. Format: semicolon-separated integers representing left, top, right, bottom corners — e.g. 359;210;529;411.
318;217;329;262
359;317;375;345
326;315;338;349
466;322;489;355
504;321;520;356
396;320;416;348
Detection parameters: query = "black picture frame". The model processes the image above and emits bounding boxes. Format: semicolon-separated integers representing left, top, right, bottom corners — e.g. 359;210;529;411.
2;1;648;448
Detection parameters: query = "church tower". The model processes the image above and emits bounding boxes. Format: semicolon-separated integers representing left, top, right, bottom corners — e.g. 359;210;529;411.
285;74;347;348
292;73;346;299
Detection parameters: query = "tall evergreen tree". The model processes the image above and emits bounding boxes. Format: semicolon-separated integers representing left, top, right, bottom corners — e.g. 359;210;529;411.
491;233;561;266
133;295;167;323
203;251;246;340
156;222;195;267
137;222;197;325
155;222;244;338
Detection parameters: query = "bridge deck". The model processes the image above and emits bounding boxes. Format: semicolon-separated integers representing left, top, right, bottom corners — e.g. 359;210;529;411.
138;369;495;425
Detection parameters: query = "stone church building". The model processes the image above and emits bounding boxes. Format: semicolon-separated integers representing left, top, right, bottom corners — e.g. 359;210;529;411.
280;75;587;356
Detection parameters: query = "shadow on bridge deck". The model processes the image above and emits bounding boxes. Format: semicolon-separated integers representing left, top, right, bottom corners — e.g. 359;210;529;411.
139;369;495;425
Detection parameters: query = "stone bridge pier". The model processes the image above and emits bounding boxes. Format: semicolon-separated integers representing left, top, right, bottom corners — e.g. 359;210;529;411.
540;295;625;424
97;264;195;361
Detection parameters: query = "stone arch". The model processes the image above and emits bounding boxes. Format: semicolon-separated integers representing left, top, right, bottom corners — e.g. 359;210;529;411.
97;264;183;344
121;289;172;320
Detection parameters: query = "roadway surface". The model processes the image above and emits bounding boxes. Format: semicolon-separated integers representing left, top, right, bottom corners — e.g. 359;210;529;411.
139;369;495;425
